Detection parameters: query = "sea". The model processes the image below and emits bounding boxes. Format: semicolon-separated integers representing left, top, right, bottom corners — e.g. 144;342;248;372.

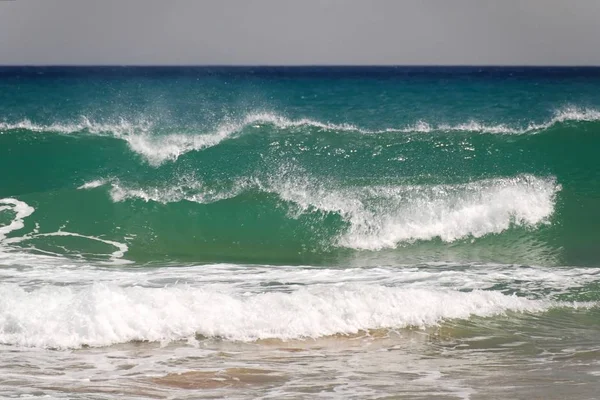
1;66;600;399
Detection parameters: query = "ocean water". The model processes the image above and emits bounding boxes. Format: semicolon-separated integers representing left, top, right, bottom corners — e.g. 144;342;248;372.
2;67;600;399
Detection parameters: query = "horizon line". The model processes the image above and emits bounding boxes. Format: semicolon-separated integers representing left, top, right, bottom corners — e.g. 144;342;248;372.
2;64;600;68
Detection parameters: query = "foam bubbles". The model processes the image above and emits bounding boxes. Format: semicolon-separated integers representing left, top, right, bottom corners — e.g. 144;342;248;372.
1;255;598;349
0;198;35;242
0;282;553;348
77;179;107;190
0;197;129;262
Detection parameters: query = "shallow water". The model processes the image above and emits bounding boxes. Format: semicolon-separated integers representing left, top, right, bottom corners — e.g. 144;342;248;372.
1;258;600;399
4;319;600;399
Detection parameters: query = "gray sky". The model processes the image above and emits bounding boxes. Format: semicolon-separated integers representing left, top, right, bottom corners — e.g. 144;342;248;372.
1;0;600;65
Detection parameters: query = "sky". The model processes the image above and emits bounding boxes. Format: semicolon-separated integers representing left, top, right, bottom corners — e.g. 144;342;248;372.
1;0;600;66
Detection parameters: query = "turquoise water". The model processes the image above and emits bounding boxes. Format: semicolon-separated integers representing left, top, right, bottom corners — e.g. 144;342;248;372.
2;67;600;266
2;67;600;398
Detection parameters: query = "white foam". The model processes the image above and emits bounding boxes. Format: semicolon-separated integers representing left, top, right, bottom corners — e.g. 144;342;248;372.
123;130;228;166
0;282;558;349
397;107;600;135
1;255;598;349
3;261;597;297
542;106;600;126
77;179;107;190
109;178;207;203
0;198;35;242
3;230;129;263
33;232;128;260
438;121;521;134
0;197;128;262
267;172;560;250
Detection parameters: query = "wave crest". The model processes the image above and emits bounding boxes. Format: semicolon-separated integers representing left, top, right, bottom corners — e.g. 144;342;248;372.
80;172;560;249
2;107;600;165
267;173;560;250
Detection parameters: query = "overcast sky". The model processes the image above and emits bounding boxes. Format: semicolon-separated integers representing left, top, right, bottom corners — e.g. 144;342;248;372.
1;0;600;65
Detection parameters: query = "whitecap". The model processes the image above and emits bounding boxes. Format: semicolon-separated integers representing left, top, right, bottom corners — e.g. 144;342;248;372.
2;107;599;165
0;282;561;348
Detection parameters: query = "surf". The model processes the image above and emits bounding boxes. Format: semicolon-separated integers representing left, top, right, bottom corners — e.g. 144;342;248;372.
1;260;598;349
2;107;600;165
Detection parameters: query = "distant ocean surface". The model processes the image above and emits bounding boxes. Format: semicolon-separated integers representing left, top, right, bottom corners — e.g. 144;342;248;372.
2;67;600;399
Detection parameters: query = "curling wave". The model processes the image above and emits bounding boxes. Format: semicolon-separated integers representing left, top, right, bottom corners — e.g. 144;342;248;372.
269;174;560;249
79;173;560;249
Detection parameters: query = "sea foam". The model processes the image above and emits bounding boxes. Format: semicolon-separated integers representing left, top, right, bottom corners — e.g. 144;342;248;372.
0;282;553;349
0;198;128;262
1;251;598;350
0;198;35;242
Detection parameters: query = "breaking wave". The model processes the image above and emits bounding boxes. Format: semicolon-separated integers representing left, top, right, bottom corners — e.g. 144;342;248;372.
2;107;599;165
0;282;562;348
78;173;559;250
269;174;560;250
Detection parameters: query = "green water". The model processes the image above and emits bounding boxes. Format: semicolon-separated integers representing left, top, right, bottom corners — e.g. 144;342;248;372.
1;67;600;265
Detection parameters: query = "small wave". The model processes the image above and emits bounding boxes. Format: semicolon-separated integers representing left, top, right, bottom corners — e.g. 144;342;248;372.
0;282;559;348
